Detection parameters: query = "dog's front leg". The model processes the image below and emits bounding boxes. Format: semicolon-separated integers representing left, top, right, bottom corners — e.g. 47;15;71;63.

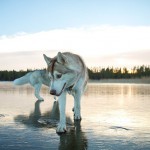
57;91;67;133
73;90;82;120
33;83;44;100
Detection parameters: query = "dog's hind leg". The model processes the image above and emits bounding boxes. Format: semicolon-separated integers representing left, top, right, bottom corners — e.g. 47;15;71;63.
73;90;82;120
34;83;44;101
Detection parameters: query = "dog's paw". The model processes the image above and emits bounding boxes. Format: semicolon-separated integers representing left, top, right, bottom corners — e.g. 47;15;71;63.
56;123;67;133
37;97;44;101
73;108;81;120
74;114;82;120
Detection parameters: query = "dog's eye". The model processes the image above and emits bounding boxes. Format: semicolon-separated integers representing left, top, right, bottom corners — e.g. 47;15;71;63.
56;74;62;79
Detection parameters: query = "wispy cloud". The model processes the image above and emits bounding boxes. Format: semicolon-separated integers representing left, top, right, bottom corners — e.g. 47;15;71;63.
0;50;149;71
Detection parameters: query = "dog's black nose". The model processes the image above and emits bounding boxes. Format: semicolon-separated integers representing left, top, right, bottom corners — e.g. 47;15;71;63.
50;89;56;95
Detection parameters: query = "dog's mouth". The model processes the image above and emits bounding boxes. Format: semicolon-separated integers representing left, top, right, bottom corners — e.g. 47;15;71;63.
56;83;66;96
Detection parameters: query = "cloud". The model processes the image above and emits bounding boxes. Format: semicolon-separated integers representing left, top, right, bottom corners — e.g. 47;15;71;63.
0;25;150;70
0;25;150;55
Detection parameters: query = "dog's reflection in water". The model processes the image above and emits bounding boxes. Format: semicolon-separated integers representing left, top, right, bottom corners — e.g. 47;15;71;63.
14;100;59;127
14;100;72;128
14;100;43;127
58;120;88;150
14;100;88;150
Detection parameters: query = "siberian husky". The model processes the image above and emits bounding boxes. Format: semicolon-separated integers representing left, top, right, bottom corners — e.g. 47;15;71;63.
13;70;51;101
43;52;88;133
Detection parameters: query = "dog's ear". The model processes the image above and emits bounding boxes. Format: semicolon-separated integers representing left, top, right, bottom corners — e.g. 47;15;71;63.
57;52;67;64
43;54;51;65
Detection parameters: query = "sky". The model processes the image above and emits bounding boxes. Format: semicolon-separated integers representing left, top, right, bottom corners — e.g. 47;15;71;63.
0;0;150;70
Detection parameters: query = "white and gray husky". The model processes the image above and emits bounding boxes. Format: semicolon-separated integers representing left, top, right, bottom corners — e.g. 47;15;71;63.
14;52;88;133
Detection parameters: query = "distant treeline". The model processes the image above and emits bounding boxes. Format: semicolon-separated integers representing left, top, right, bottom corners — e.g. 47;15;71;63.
0;70;31;81
88;65;150;79
0;65;150;81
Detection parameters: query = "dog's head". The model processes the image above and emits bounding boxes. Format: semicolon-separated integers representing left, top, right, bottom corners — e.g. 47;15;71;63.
43;52;78;96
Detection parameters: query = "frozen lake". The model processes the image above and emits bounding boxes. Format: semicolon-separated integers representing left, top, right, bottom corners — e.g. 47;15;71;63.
0;82;150;150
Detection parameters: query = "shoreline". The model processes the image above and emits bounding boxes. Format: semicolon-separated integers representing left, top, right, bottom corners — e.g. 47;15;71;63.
0;77;150;84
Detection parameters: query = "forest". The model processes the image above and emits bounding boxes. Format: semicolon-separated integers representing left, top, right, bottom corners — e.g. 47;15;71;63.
88;65;150;79
0;65;150;81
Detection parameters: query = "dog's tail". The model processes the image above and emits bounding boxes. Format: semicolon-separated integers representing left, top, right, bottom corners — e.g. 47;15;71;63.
13;72;32;85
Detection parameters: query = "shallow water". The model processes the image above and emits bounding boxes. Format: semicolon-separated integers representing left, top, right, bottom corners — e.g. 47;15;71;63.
0;82;150;150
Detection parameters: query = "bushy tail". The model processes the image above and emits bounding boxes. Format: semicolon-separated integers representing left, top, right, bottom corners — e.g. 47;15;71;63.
13;72;32;85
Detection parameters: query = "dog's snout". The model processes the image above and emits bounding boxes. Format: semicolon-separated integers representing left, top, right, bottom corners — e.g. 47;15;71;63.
50;89;56;95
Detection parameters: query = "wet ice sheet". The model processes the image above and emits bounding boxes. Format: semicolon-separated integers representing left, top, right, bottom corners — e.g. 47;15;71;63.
0;82;150;150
